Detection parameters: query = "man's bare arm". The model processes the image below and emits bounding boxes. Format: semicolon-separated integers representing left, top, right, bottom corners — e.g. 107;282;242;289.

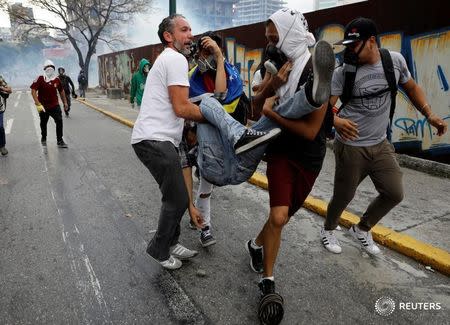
169;85;205;122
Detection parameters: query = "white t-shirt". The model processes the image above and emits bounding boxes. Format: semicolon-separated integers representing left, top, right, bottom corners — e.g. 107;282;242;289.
131;48;189;146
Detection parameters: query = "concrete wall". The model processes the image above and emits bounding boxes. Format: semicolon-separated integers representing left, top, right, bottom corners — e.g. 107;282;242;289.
98;0;449;155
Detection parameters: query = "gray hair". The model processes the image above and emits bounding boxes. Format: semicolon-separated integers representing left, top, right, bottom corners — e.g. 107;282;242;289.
158;14;185;45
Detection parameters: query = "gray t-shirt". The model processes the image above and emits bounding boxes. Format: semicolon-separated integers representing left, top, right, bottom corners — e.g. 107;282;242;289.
331;51;411;146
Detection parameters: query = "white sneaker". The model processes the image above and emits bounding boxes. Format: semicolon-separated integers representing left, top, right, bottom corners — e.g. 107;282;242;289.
320;227;342;254
170;243;198;260
159;255;182;270
348;225;381;255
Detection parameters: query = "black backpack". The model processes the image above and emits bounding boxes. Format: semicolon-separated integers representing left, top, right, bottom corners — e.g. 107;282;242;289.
337;48;398;140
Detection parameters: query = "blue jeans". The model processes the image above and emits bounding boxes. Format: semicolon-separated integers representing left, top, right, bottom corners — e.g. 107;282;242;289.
197;88;318;186
0;112;5;147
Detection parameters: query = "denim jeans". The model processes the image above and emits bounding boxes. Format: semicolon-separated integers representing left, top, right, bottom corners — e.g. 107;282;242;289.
197;88;318;186
0;112;5;147
132;140;189;261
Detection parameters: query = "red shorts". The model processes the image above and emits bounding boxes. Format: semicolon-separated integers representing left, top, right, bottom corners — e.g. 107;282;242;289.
266;155;319;217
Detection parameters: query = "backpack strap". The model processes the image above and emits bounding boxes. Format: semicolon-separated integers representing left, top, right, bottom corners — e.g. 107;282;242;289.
379;48;398;121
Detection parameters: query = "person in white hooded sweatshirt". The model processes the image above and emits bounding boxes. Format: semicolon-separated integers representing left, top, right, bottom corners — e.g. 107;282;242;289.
31;59;69;148
244;8;335;321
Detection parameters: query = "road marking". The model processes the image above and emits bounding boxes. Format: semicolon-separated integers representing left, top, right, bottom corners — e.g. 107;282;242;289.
17;92;22;100
5;119;13;134
14;101;18;108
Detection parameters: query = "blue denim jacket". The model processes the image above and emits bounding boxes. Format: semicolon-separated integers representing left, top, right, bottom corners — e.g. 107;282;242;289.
197;88;318;186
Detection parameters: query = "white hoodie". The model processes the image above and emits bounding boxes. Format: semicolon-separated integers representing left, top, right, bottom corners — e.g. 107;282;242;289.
269;8;316;102
43;59;57;83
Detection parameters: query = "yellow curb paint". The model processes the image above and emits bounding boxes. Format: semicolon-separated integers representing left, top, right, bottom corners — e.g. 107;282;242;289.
77;98;450;276
249;172;450;276
76;98;135;128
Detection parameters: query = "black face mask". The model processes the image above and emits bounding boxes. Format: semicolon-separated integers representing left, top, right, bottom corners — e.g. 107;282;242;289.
343;39;367;66
264;44;287;75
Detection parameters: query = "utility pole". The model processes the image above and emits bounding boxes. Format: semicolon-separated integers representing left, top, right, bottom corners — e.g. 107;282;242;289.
169;0;176;15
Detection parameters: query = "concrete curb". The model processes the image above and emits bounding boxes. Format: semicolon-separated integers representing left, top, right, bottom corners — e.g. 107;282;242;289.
76;98;134;128
79;98;450;276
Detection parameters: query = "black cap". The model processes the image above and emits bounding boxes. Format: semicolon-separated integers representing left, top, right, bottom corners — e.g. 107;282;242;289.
335;17;378;45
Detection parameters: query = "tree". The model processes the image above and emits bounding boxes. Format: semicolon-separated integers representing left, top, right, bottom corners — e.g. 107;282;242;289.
0;0;154;86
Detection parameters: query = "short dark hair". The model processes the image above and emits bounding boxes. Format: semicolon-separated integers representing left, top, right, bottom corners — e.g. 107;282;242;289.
158;14;185;45
196;31;222;51
265;19;273;27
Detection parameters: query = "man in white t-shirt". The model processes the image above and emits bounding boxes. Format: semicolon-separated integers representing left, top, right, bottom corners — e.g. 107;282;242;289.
131;14;208;270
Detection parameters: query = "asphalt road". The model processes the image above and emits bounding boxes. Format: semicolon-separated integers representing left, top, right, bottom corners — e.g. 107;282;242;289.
0;91;448;324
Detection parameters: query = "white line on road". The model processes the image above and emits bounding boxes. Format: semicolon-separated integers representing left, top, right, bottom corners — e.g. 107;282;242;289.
5;119;13;134
28;100;111;322
14;101;18;108
17;92;22;100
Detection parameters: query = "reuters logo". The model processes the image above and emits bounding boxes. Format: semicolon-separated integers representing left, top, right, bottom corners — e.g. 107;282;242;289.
375;297;396;316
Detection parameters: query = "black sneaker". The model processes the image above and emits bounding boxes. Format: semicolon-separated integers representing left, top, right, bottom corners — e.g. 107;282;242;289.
258;279;284;325
258;278;275;296
57;140;68;148
0;147;8;156
41;137;47;146
311;40;335;105
200;226;217;247
235;128;281;155
245;240;264;273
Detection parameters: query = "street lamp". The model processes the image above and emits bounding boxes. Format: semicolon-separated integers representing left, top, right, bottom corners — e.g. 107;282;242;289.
169;0;176;15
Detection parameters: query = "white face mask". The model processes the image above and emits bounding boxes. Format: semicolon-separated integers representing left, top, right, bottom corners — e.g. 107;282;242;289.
143;65;150;73
44;67;55;78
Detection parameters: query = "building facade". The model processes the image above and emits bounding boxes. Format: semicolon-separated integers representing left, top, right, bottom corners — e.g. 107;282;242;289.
314;0;366;10
233;0;286;26
177;0;236;31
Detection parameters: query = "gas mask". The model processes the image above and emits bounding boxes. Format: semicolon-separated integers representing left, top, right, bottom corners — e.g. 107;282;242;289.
45;67;55;79
263;44;288;75
197;55;216;73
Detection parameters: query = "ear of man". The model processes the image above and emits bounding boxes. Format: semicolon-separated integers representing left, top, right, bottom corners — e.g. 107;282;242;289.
163;31;173;44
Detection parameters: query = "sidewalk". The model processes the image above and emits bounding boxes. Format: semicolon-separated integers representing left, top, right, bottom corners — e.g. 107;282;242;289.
77;90;450;275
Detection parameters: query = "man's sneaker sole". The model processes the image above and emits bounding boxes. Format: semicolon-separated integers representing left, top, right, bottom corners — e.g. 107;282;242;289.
235;128;281;155
245;240;264;274
312;40;335;105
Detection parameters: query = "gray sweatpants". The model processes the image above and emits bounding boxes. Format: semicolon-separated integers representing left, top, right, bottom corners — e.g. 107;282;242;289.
133;140;189;261
325;139;404;231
